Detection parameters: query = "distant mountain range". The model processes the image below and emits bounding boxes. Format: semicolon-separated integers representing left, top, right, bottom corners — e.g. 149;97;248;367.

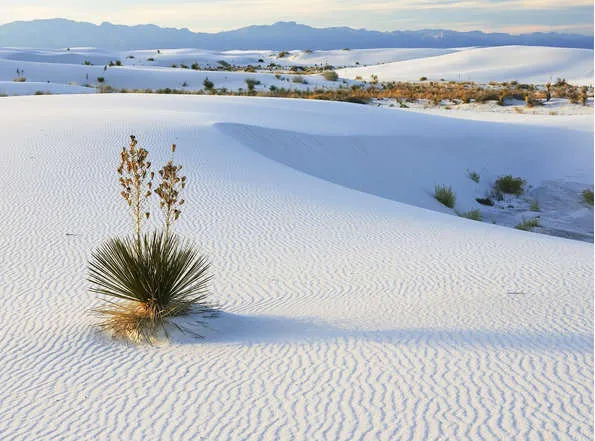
0;19;592;50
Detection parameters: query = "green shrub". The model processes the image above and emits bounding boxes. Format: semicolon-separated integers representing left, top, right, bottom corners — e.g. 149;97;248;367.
434;185;456;208
203;77;214;90
515;217;540;231
582;189;594;206
89;232;213;343
494;175;525;196
245;78;261;91
419;76;428;81
323;71;339;81
466;169;480;183
458;209;482;221
278;51;290;58
97;77;105;83
83;60;92;66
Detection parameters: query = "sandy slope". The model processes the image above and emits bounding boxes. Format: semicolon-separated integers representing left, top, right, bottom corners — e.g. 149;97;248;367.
0;95;592;441
339;46;594;84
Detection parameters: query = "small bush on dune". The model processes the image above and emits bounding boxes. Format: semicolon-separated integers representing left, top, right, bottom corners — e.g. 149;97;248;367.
89;136;215;343
458;209;482;221
466;169;480;183
493;175;525;196
245;78;261;91
89;232;213;343
323;71;339;81
12;77;26;82
434;185;456;208
515;217;540;231
582;189;594;206
203;77;214;90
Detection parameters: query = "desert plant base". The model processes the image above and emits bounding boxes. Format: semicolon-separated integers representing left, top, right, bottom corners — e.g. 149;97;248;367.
94;300;195;343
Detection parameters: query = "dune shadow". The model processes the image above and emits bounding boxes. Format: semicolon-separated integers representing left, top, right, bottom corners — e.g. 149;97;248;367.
170;312;593;353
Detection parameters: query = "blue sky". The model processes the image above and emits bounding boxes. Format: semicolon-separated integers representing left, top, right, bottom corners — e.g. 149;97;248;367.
1;0;593;35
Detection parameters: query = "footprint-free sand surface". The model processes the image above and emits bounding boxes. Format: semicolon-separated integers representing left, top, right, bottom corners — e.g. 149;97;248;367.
0;94;592;440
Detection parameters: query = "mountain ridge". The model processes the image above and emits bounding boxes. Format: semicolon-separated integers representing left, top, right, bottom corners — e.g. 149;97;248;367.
0;19;592;50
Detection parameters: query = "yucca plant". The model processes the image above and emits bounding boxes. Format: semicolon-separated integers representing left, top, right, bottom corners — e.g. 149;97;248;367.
89;231;213;343
89;134;216;343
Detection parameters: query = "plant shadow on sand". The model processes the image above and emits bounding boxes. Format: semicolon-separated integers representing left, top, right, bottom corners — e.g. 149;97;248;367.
169;312;593;352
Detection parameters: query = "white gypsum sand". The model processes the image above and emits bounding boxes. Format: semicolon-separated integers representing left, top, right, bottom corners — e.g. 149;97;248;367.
338;45;594;84
0;94;592;441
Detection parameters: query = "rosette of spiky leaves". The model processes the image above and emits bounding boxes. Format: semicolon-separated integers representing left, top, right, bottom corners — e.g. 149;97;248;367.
155;144;186;236
88;231;213;343
117;135;154;244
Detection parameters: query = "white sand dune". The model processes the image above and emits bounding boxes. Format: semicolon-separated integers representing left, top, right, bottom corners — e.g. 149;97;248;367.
339;46;594;84
0;95;592;441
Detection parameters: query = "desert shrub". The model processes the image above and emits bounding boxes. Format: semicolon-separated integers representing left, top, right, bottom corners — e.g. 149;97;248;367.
278;51;290;58
530;200;540;211
12;77;26;82
89;135;214;343
323;71;339;81
515;217;540;231
89;231;213;343
127;55;135;59
458;209;482;221
582;189;594;206
180;64;189;69
115;60;122;66
217;60;231;69
493;175;525;196
475;197;494;206
182;81;188;87
97;77;105;83
203;77;214;90
292;76;306;84
434;185;456;208
419;76;428;81
466;169;480;183
147;57;155;62
245;78;261;91
83;60;92;65
34;90;51;95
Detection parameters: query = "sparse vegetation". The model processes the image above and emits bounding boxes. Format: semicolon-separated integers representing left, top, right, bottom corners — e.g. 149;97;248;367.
458;209;482;221
244;78;261;91
582;189;594;206
203;77;214;91
292;76;307;84
277;51;290;58
530;200;540;211
323;71;339;81
515;217;540;231
434;185;456;208
493;175;525;196
466;169;480;183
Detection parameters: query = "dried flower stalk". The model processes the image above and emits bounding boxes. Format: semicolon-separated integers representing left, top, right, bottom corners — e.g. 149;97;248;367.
155;144;186;236
117;135;154;244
